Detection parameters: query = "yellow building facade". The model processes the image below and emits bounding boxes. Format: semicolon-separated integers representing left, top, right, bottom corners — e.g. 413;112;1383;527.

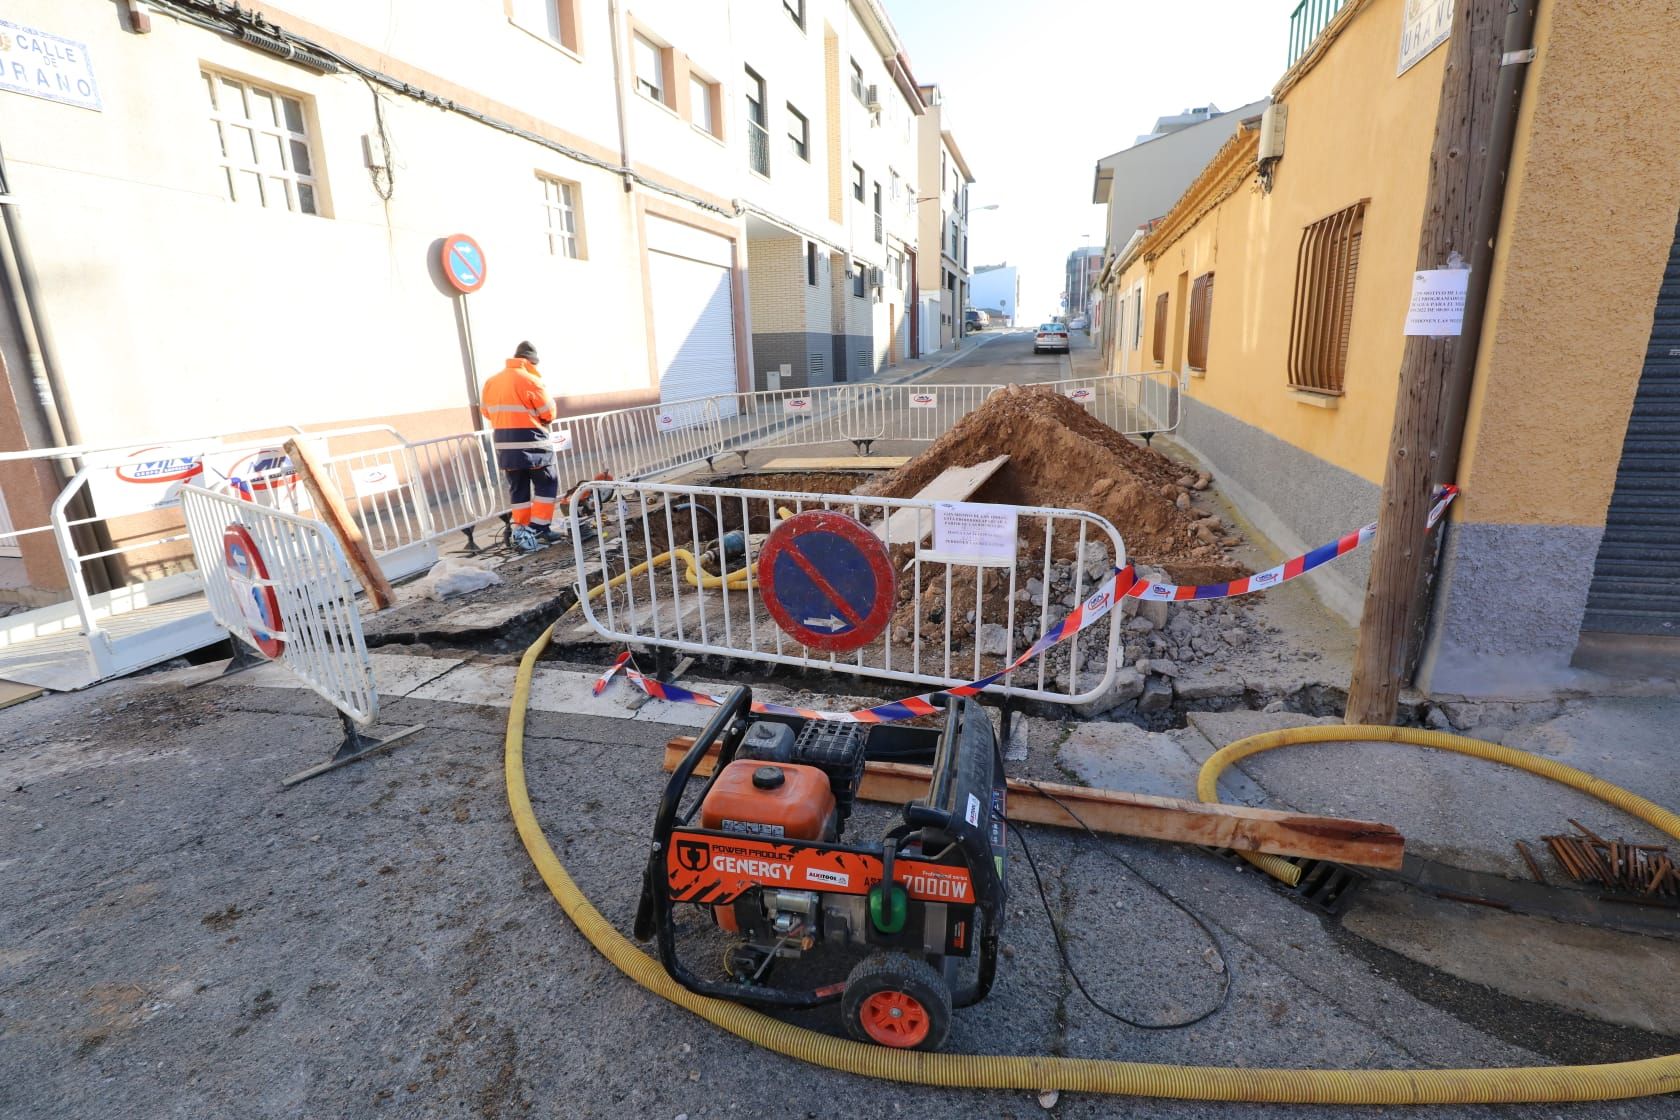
1103;0;1680;694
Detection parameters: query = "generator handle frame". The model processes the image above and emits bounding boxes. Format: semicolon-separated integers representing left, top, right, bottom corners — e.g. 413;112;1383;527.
637;687;1004;1013
634;686;753;943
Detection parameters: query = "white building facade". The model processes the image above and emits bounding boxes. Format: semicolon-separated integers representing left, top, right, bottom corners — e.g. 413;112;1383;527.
0;0;972;599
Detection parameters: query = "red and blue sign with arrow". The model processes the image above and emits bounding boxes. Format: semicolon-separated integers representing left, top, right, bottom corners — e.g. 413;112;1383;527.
757;511;896;653
441;233;487;294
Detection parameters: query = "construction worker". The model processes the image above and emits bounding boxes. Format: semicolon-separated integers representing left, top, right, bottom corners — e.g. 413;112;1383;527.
481;341;560;553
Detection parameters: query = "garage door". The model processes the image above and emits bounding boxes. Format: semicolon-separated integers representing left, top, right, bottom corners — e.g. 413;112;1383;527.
1581;211;1680;635
647;218;739;421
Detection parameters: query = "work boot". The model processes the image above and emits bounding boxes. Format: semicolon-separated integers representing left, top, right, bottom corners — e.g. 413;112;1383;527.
530;524;566;547
511;524;541;553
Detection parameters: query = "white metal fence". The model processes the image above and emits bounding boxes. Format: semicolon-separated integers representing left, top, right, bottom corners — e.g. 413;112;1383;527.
567;478;1127;705
546;373;1181;487
0;370;1174;689
180;484;378;725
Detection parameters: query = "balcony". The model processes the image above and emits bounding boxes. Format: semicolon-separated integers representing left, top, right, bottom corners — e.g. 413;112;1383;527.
1287;0;1350;67
748;122;769;177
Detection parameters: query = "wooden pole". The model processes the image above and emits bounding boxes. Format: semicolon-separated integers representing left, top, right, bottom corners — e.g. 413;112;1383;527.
284;437;396;611
661;739;1405;870
1345;0;1504;724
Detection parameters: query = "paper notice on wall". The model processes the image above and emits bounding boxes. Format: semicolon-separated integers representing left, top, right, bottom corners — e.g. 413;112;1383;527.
351;463;402;497
927;502;1018;566
1403;268;1469;336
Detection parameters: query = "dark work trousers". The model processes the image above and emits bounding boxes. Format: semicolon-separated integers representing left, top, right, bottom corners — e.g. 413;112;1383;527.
497;446;559;526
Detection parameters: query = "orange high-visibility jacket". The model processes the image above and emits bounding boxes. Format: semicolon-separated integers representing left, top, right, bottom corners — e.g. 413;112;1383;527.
481;358;554;451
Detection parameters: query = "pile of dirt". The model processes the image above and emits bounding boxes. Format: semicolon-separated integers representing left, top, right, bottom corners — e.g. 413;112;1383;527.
860;384;1245;584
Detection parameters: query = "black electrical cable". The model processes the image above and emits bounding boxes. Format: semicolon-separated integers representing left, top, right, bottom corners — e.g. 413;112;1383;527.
1006;782;1233;1031
148;0;729;218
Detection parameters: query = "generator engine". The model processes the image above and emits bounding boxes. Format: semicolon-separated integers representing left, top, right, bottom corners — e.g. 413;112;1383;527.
637;687;1007;1052
699;721;869;968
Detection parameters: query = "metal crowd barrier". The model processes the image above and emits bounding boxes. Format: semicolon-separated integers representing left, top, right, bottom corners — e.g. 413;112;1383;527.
566;477;1127;705
544;374;1183;488
179;484;420;785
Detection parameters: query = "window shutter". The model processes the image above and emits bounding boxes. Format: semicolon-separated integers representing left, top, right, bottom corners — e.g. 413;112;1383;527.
1188;272;1214;371
1152;293;1169;364
1287;200;1367;394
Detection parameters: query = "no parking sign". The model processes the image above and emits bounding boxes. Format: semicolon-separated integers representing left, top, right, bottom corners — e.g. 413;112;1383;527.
222;524;285;659
757;511;895;652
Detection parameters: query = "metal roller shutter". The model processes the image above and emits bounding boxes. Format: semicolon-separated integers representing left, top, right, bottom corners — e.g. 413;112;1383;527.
647;218;739;420
1581;212;1680;635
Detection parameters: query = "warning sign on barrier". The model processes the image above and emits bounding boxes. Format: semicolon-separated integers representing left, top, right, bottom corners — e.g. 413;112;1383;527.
757;510;895;652
222;524;285;658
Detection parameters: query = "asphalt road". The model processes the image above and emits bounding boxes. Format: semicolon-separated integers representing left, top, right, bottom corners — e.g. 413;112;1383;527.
2;664;1675;1120
917;326;1085;386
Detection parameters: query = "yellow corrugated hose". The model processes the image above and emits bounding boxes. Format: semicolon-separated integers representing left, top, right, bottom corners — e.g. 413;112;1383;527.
506;623;1680;1103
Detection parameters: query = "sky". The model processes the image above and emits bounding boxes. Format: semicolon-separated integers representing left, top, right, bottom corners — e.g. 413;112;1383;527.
881;0;1301;324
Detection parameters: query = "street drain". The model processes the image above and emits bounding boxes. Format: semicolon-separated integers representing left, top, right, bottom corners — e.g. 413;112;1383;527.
1205;848;1367;916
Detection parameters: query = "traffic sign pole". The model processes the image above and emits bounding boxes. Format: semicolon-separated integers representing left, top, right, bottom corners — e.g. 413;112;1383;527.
440;233;488;431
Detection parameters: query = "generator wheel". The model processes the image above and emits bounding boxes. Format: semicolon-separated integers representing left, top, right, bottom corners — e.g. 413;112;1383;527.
841;953;951;1051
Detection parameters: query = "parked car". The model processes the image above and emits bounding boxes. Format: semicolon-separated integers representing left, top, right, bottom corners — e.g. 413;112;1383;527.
964;309;990;330
1033;322;1070;354
1068;315;1089;331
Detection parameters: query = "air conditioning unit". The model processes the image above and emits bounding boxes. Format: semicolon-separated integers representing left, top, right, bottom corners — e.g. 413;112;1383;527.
869;266;884;290
865;84;882;113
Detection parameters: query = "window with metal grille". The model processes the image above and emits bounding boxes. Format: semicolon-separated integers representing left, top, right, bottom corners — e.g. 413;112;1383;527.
1288;200;1367;395
853;265;866;299
852;163;865;202
872;182;882;243
541;176;581;259
1152;293;1168;364
1187;272;1214;371
203;70;320;215
850;58;865;103
745;66;769;176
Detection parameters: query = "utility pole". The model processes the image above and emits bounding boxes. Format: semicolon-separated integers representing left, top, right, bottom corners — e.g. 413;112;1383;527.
1345;0;1508;724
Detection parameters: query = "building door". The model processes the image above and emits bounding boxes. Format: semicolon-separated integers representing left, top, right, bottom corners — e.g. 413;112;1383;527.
647;218;739;419
1581;211;1680;635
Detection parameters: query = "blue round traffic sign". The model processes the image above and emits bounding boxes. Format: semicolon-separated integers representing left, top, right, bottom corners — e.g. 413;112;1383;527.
757;511;895;652
441;233;486;294
222;524;284;659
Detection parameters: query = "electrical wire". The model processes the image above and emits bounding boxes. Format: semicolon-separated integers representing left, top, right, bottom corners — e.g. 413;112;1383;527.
1008;783;1233;1031
148;0;730;217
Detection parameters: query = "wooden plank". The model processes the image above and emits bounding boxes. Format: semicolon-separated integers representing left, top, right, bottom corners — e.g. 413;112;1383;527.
0;679;44;710
759;456;911;471
284;437;396;612
660;738;1405;870
873;453;1010;546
